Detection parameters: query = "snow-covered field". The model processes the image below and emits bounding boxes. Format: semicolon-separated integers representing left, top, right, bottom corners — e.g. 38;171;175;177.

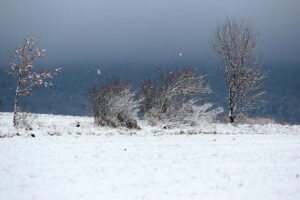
0;112;300;200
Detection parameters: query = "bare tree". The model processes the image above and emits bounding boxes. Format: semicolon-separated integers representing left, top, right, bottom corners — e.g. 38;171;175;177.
90;77;139;129
141;66;211;123
7;37;60;127
211;17;266;123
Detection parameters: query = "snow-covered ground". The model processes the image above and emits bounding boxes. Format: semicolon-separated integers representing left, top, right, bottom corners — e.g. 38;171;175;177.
0;112;300;200
1;112;299;137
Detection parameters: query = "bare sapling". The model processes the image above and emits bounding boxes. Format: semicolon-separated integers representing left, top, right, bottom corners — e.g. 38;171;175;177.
7;37;61;127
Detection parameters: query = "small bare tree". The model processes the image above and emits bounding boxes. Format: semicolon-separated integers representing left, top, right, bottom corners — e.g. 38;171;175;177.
90;78;139;129
7;37;60;127
211;18;266;123
141;66;211;123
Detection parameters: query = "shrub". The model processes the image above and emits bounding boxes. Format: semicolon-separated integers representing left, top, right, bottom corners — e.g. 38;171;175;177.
90;78;139;129
140;66;215;124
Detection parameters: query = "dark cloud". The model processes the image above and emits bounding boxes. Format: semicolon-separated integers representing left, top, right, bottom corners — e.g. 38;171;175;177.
0;0;299;65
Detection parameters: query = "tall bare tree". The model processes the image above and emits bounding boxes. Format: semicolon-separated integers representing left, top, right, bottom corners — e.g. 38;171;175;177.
211;17;265;123
7;37;60;127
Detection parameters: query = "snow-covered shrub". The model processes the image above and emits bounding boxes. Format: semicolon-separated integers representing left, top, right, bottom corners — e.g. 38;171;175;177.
140;66;214;125
90;78;139;129
189;102;223;123
15;112;37;130
165;100;223;125
238;116;277;125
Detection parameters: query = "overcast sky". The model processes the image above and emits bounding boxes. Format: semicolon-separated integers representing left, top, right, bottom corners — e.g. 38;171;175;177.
0;0;299;66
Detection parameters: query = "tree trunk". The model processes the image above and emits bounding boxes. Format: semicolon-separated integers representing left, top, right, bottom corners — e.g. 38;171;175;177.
161;98;169;114
229;113;234;123
228;71;237;123
13;75;21;127
228;88;235;123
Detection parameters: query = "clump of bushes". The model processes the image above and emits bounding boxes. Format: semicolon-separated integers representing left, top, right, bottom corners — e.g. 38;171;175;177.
90;78;139;129
90;66;223;129
140;66;217;125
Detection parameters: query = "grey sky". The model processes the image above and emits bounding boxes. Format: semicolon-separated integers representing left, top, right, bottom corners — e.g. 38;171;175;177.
0;0;299;66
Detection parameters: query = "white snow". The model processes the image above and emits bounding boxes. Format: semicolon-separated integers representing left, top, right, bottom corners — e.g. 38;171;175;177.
0;112;300;200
